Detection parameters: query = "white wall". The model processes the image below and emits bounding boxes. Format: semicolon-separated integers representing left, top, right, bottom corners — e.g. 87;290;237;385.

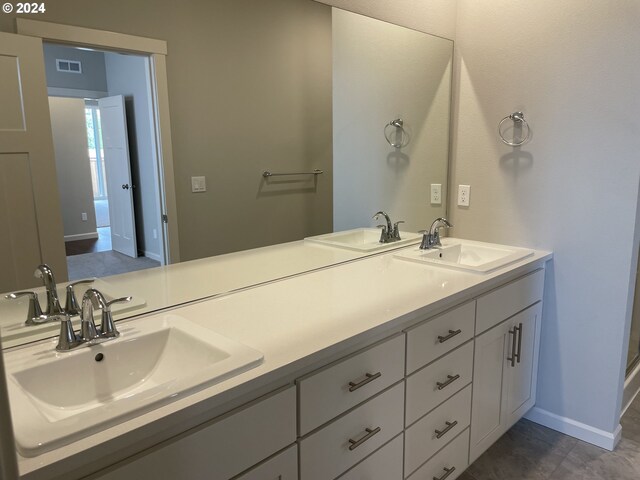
48;97;98;240
333;9;451;232
451;0;640;442
105;52;162;262
315;0;457;39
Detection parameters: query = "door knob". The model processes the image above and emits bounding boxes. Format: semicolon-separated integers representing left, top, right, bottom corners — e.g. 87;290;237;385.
122;184;129;190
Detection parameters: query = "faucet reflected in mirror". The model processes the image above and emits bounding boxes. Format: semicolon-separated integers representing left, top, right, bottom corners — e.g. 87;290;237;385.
0;4;452;350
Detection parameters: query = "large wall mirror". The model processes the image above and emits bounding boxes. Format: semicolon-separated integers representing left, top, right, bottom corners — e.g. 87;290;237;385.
0;0;453;348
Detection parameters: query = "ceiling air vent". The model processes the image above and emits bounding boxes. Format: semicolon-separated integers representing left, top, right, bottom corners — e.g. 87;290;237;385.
56;59;82;74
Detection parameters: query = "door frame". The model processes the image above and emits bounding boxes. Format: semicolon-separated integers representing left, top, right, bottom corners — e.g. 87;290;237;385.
17;18;181;265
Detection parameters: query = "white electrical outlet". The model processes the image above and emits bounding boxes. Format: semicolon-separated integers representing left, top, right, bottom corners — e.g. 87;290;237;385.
458;185;470;207
430;184;442;205
81;212;87;221
191;176;206;193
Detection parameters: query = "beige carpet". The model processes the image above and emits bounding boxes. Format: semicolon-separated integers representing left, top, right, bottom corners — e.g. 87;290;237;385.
67;250;160;281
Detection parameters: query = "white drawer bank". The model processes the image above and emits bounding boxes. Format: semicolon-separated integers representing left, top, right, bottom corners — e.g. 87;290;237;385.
90;268;545;480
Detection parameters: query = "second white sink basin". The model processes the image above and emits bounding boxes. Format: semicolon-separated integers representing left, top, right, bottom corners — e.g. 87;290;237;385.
394;238;534;273
305;228;422;252
5;314;263;456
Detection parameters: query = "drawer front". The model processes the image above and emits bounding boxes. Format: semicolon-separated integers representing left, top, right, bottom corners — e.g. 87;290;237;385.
94;387;296;480
236;445;298;480
406;428;470;480
300;382;405;480
405;385;472;476
406;302;475;374
299;334;405;435
339;434;404;480
406;341;473;426
476;269;544;334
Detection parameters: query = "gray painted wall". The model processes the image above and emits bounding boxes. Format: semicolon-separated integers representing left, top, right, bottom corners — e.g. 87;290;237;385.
451;0;640;436
48;97;98;239
332;9;451;232
105;52;162;261
43;43;107;93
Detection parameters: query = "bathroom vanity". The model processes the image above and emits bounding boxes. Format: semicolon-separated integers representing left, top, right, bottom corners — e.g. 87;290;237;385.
3;239;551;480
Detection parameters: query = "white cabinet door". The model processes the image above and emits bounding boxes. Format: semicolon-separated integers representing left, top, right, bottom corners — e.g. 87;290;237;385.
470;302;542;463
505;302;542;428
469;319;510;462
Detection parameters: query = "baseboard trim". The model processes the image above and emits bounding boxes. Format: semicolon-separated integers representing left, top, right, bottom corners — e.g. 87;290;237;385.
143;250;162;262
622;360;640;416
64;232;98;242
525;407;621;451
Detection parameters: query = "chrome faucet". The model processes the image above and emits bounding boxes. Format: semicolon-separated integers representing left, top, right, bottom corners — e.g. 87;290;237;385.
372;211;404;243
419;217;453;250
34;264;64;317
56;288;132;351
80;288;106;343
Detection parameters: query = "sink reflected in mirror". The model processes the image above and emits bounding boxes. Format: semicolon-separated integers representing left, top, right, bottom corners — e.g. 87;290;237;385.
305;228;422;252
5;314;263;456
394;238;534;273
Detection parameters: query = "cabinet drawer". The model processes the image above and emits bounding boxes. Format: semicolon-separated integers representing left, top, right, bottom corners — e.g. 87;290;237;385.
300;382;404;480
299;334;405;435
94;387;296;480
235;445;298;480
406;302;475;374
405;385;472;476
406;341;473;426
338;434;404;480
476;269;544;334
406;429;470;480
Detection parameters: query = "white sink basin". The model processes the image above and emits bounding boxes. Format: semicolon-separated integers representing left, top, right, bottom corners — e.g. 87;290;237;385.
305;228;422;252
394;238;534;273
5;314;263;456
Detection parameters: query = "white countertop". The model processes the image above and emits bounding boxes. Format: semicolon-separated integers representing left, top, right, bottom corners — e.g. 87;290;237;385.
0;239;384;348
9;240;552;479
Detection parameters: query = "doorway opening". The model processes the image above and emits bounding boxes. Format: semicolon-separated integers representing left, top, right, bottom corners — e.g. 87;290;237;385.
44;42;165;280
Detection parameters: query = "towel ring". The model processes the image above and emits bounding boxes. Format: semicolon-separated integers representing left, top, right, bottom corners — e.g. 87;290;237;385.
498;112;530;146
384;118;409;148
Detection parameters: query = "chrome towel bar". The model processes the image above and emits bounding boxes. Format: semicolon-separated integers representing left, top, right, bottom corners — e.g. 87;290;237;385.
262;169;323;178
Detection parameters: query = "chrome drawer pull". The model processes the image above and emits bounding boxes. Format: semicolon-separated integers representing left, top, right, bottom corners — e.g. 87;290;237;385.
433;466;456;480
507;326;518;367
437;329;462;343
348;372;382;392
434;420;458;439
348;426;381;451
436;374;460;390
516;322;523;364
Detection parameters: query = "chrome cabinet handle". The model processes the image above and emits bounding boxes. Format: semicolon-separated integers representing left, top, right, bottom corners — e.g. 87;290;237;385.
516;322;523;364
433;466;456;480
437;329;462;343
348;372;382;392
507;326;518;367
348;427;381;451
434;420;458;439
436;374;460;391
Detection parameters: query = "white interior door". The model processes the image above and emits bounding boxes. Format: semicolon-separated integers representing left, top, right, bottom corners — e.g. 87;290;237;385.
99;95;138;258
0;32;68;292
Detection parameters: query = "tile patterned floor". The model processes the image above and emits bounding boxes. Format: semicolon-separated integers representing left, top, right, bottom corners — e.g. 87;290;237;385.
459;394;640;480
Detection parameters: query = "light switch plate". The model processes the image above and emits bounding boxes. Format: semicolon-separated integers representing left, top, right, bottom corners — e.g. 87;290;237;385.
191;176;206;193
430;184;442;205
458;185;470;207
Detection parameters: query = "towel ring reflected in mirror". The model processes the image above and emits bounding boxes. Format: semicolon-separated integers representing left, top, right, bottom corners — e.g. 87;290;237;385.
498;111;531;146
384;118;410;148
